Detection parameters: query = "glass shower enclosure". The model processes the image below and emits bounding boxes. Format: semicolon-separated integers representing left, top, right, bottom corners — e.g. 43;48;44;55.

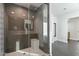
4;3;50;56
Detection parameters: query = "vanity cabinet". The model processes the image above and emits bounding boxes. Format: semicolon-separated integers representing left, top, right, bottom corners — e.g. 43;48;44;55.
20;34;30;49
5;31;31;53
5;30;38;53
6;34;16;53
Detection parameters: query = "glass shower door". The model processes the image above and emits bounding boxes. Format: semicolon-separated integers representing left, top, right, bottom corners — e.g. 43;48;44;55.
22;3;50;56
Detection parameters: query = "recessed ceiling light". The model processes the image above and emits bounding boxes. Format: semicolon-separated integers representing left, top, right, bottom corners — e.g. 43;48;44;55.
23;14;26;17
11;11;15;14
64;8;66;10
32;16;34;19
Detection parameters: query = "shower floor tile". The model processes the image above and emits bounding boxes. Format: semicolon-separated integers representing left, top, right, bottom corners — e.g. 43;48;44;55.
5;48;48;56
5;39;49;56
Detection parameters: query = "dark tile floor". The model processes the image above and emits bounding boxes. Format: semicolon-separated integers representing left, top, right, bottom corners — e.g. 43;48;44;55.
52;40;79;56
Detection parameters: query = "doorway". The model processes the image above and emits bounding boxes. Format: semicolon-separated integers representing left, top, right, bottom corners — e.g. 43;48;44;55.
68;17;79;42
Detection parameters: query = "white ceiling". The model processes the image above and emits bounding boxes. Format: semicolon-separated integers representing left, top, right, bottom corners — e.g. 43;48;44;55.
15;3;43;10
52;3;79;17
15;3;79;17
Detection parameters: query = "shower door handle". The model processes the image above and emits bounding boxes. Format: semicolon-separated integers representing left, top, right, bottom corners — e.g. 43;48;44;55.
54;23;56;37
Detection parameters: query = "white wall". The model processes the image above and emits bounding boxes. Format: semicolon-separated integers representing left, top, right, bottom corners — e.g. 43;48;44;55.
56;17;68;43
0;4;4;55
55;10;79;43
50;3;79;43
49;4;58;44
49;4;59;55
49;3;67;43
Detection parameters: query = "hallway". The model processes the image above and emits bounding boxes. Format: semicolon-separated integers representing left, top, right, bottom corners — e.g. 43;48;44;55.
53;40;79;56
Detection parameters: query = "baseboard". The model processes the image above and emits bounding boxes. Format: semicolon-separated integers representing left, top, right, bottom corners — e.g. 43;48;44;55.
69;40;79;42
57;39;68;43
52;39;68;44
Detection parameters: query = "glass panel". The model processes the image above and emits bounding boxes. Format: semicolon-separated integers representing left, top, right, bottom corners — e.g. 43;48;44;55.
4;3;30;56
4;3;49;56
39;4;49;55
27;3;49;56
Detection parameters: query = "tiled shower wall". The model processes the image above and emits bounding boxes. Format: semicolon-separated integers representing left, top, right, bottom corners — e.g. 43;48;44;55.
0;3;4;56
